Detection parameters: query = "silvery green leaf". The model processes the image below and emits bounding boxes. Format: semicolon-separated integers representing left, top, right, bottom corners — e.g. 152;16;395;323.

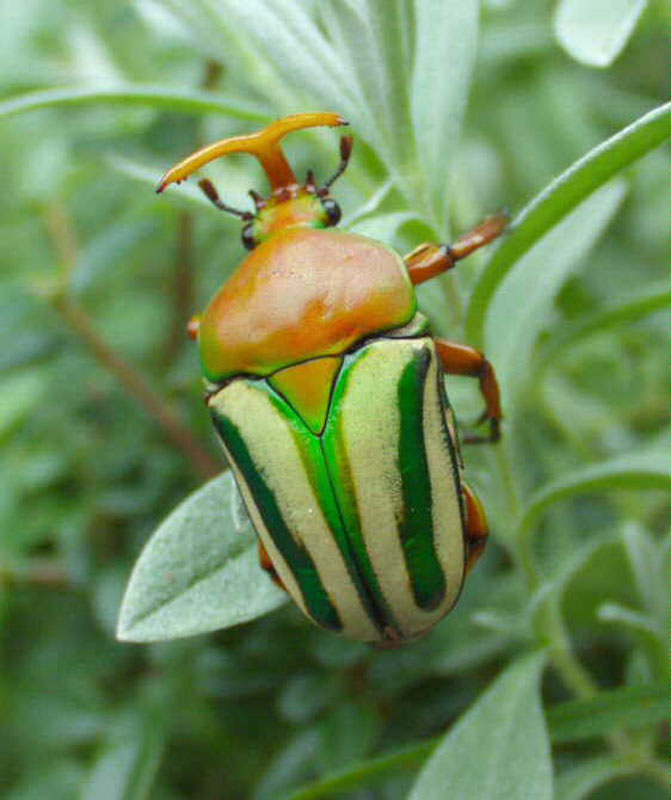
554;0;647;68
408;653;552;800
117;472;286;642
411;0;480;229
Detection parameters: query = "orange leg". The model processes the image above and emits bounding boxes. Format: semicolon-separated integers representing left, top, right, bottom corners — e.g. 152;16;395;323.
186;314;201;340
258;540;286;591
435;339;502;443
404;213;508;286
462;482;489;574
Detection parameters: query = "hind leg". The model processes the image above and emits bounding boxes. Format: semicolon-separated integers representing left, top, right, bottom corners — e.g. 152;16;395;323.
258;540;286;590
462;482;489;574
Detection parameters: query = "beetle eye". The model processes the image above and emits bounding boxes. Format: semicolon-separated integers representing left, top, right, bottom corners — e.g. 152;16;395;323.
322;198;342;227
241;223;257;251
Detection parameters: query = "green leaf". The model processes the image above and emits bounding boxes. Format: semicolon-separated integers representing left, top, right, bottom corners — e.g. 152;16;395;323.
554;0;648;68
621;524;668;623
320;0;420;207
484;180;626;400
81;706;165;800
539;282;670;371
411;0;479;227
116;472;286;642
205;1;361;120
465;102;671;348
548;683;667;743
518;451;671;541
597;603;666;676
556;755;633;800
408;653;552;800
0;85;269;121
279;740;433;800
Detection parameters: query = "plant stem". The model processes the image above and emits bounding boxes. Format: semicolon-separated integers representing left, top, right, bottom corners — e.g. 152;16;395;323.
43;203;219;480
163;210;195;365
495;432;666;787
53;294;219;480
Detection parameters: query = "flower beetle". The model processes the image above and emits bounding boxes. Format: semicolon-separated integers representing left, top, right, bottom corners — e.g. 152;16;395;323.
157;112;506;646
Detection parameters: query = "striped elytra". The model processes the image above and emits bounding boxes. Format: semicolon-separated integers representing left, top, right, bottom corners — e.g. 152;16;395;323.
208;330;466;645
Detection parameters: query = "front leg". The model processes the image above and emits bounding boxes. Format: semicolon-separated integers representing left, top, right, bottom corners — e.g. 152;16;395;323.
435;338;502;444
404;213;508;285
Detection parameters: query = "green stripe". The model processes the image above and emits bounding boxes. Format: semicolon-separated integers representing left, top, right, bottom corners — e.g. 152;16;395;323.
262;387;345;541
397;349;446;610
435;367;467;527
210;407;342;632
323;350;402;637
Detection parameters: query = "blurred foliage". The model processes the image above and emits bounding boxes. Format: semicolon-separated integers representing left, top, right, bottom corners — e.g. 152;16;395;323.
0;0;668;798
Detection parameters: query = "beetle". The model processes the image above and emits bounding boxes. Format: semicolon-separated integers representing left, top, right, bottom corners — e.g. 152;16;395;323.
157;112;507;646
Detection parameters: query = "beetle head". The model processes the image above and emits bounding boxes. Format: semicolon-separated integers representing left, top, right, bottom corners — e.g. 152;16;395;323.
156;112;352;250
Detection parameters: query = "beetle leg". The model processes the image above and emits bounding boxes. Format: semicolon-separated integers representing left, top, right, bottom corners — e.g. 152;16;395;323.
197;178;255;220
435;339;502;443
462;482;489;573
187;314;201;340
258;539;286;591
404;213;508;286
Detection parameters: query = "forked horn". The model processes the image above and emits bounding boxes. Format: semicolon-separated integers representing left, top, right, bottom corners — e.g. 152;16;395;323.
156;112;348;194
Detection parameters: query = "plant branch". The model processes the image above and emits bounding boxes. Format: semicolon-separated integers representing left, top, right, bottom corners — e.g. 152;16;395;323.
53;293;219;480
42;203;219;480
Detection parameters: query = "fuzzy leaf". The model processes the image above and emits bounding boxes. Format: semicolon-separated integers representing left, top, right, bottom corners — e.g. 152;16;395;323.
465;102;671;348
548;683;667;743
117;472;286;642
408;653;552;800
519;451;671;542
411;0;479;227
554;0;647;68
484;180;625;400
0;85;268;121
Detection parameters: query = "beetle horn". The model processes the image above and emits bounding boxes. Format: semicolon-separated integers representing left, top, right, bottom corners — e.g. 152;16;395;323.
156;112;348;194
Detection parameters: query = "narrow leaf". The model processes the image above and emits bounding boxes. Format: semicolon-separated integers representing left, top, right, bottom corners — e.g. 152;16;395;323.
556;755;633;800
117;472;286;642
278;681;664;800
408;653;552;800
412;0;480;226
554;0;648;68
465;102;671;347
281;741;433;800
484;180;625;399
548;683;667;743
518;451;671;541
210;0;361;122
321;1;418;199
81;706;166;800
539;282;669;371
0;85;269;121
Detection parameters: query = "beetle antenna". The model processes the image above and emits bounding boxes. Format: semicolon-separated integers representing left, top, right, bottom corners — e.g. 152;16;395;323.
198;179;254;220
249;189;266;210
319;135;354;195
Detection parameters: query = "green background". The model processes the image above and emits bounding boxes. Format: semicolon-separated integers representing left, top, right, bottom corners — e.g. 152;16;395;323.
0;1;668;798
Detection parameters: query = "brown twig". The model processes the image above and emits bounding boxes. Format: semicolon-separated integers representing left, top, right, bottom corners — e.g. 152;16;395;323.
163;210;195;364
54;294;219;479
163;59;224;365
43;202;220;480
1;558;71;589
